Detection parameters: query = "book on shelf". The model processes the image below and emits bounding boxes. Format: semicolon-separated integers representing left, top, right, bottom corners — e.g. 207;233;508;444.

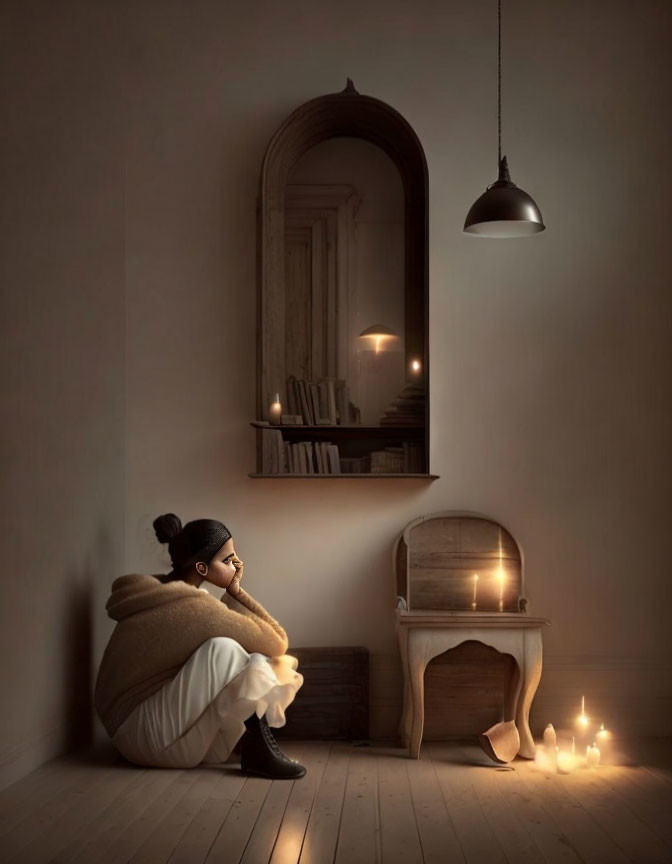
402;441;425;472
287;375;297;416
370;446;405;473
305;441;315;474
339;456;368;473
284;375;359;426
328;444;341;474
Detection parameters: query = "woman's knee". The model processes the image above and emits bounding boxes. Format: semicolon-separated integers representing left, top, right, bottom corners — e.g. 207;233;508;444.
203;635;248;663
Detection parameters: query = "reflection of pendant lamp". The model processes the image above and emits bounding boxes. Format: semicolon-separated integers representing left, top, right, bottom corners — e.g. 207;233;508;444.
464;0;545;237
356;324;400;355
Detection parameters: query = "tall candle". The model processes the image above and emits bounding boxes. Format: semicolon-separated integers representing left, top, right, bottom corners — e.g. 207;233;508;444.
497;568;506;611
269;393;282;425
497;527;505;611
471;574;479;610
586;743;601;768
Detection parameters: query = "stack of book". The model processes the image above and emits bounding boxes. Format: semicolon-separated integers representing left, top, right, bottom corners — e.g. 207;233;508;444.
379;382;425;426
369;446;405;473
368;442;425;473
260;428;341;474
287;375;354;425
339;456;369;473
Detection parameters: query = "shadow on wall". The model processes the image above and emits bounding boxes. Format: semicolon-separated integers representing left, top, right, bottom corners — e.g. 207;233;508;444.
62;522;117;753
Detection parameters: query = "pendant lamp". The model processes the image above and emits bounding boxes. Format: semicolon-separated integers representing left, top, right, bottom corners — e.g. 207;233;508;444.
356;324;400;355
464;0;545;237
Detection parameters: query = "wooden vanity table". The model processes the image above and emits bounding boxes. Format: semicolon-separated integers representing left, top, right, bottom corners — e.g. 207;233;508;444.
393;513;550;761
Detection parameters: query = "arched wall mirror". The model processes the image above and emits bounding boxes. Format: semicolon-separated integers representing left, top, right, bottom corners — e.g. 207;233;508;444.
252;80;436;478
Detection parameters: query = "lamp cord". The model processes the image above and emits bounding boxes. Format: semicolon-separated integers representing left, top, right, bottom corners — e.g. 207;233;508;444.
498;0;502;166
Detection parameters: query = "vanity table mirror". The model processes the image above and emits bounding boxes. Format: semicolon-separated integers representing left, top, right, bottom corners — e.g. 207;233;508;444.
252;80;436;478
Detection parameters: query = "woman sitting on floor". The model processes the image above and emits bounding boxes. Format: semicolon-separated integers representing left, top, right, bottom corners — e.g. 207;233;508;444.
94;512;306;779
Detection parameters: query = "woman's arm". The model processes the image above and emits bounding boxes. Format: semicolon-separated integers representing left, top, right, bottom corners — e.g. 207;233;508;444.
225;586;288;653
223;556;288;654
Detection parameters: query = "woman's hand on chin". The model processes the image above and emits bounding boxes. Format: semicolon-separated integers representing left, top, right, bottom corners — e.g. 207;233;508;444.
228;555;244;596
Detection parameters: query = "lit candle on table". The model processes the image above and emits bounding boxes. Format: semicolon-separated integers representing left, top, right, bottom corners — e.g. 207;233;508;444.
497;527;505;611
497;568;506;611
269;392;282;425
471;573;479;610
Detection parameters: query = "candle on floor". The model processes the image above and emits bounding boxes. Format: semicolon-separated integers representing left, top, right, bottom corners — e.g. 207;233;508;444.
471;573;479;610
269;393;282;425
586;743;601;768
556;750;575;774
535;744;553;771
577;695;589;729
543;723;557;749
596;722;610;743
596;723;610;764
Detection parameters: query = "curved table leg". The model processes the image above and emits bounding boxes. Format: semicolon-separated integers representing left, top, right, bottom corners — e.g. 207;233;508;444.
408;650;426;759
397;626;413;748
516;629;543;758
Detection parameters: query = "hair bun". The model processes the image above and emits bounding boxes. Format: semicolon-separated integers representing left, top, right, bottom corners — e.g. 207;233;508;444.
153;513;183;545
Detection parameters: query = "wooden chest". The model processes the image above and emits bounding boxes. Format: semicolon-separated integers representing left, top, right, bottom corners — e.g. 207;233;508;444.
272;646;369;741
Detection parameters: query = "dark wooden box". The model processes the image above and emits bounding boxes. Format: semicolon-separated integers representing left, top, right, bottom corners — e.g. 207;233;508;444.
270;646;369;741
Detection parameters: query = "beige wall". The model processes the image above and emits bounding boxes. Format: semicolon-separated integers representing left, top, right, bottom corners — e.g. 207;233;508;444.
0;2;125;790
2;0;671;789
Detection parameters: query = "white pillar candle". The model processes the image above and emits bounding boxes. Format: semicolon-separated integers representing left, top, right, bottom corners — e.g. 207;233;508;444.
542;723;557;749
534;744;553;771
556;751;575;774
269;393;282;425
586;743;601;768
596;722;610;743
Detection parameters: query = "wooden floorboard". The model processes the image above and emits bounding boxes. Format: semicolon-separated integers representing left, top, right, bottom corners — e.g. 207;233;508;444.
1;738;671;864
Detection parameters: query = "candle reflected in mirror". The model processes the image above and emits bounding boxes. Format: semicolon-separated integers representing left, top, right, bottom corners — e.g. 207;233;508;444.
471;573;479;610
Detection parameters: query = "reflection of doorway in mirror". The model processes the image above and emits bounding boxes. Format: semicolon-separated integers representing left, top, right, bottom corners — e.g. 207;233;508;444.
287;137;405;426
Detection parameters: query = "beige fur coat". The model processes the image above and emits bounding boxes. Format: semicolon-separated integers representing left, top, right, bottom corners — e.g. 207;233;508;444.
94;574;289;737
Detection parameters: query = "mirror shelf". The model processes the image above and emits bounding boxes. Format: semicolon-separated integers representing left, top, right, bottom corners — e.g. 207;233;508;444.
255;80;431;478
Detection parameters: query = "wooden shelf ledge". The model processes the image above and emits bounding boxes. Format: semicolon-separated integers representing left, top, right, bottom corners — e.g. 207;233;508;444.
249;473;439;479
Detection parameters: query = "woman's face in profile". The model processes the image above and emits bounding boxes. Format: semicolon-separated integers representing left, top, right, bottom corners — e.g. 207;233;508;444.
203;537;237;590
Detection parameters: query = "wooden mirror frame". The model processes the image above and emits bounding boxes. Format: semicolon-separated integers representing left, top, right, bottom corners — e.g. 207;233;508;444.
257;79;430;461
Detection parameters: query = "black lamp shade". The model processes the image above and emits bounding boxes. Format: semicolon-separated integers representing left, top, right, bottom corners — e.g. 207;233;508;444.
464;157;545;238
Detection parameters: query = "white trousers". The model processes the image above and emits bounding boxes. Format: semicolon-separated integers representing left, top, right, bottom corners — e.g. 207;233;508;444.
111;637;304;768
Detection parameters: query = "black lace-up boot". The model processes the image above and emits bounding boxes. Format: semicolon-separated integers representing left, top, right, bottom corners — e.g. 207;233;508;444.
240;712;306;779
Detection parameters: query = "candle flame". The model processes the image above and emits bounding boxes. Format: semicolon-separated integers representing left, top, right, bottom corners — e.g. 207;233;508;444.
577;694;589;727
